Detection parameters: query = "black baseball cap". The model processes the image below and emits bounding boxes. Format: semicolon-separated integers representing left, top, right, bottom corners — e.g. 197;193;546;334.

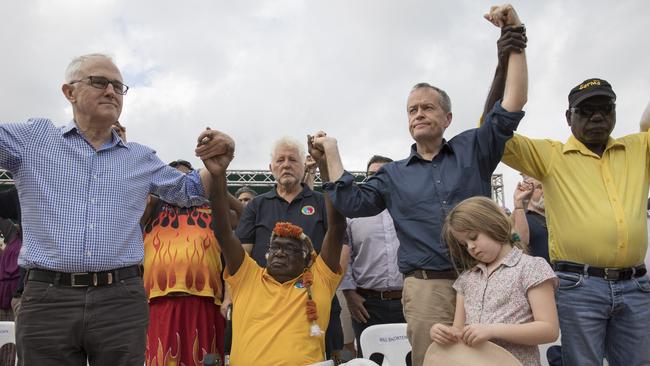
568;78;616;107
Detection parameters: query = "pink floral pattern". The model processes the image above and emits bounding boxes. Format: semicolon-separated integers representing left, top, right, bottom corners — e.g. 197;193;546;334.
453;247;557;366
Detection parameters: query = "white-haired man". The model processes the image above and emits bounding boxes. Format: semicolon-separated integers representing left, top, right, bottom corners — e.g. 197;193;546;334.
0;53;228;365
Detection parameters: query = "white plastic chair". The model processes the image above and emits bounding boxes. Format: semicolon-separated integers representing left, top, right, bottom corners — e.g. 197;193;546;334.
309;361;334;366
0;321;16;366
340;359;380;366
359;323;410;366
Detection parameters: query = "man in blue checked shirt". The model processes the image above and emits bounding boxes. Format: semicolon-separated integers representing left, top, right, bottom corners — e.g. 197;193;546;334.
0;53;230;366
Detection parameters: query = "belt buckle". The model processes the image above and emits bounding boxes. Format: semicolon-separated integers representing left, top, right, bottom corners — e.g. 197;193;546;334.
603;268;620;281
70;272;89;287
421;270;429;280
380;291;386;300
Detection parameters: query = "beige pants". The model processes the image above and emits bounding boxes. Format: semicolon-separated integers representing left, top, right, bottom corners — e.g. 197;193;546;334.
336;289;355;345
402;277;456;366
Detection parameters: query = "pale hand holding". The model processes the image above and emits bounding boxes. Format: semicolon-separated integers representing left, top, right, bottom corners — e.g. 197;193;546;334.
195;127;235;161
307;131;327;163
462;323;494;346
309;132;338;160
484;4;522;28
430;323;462;345
197;128;235;176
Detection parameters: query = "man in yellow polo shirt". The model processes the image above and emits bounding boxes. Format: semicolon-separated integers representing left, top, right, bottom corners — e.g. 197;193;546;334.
204;132;346;366
484;77;650;365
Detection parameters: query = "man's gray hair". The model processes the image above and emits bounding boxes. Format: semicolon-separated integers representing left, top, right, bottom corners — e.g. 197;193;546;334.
411;82;452;113
64;53;115;83
270;137;306;165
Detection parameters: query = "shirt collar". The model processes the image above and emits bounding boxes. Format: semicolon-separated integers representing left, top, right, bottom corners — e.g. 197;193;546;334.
405;140;453;165
562;135;623;157
472;247;523;274
62;120;129;150
262;265;311;286
264;183;312;200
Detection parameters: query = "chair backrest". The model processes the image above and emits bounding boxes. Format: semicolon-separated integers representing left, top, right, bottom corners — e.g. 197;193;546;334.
359;323;410;366
0;321;15;348
0;321;16;366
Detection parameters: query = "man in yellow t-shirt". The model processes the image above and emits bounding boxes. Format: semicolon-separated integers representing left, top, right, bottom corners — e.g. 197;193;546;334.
206;132;346;366
482;74;650;365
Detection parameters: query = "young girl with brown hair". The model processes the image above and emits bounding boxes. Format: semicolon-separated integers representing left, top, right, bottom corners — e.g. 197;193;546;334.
430;197;558;365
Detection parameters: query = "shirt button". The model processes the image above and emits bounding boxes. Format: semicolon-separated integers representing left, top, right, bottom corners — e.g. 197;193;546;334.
89;223;94;229
436;180;441;184
85;251;92;256
442;201;447;205
90;198;96;204
93;175;98;180
433;164;438;168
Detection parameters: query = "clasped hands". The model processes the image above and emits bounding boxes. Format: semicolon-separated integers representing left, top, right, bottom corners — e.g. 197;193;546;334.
430;323;496;347
195;127;235;176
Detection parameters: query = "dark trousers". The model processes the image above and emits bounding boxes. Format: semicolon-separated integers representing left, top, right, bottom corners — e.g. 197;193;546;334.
17;277;149;366
351;295;406;364
325;296;343;359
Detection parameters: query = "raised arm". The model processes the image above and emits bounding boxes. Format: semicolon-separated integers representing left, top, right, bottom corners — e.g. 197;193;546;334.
308;134;346;273
202;131;245;275
511;180;533;248
482;25;527;119
302;154;317;190
640;100;650;132
196;127;237;198
484;4;527;113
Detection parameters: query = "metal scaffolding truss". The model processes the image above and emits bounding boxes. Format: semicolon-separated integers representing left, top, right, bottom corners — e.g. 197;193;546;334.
491;173;505;207
0;170;12;185
225;170;367;188
0;169;505;205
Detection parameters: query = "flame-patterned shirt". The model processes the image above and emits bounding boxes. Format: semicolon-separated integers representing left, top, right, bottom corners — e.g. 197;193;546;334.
143;201;222;304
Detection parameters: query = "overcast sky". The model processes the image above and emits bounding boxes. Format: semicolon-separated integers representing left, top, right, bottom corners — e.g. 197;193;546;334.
1;0;648;207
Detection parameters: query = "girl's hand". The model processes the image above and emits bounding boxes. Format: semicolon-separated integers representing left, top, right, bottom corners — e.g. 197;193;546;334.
430;323;461;345
462;324;494;346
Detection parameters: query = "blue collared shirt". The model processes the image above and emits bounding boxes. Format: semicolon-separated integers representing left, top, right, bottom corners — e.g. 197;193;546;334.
324;101;524;273
0;118;207;272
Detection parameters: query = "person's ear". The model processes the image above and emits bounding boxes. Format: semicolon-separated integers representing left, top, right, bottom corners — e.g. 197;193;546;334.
62;83;75;103
444;111;453;128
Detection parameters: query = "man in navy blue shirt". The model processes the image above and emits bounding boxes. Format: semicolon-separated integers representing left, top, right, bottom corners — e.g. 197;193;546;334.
312;5;528;364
